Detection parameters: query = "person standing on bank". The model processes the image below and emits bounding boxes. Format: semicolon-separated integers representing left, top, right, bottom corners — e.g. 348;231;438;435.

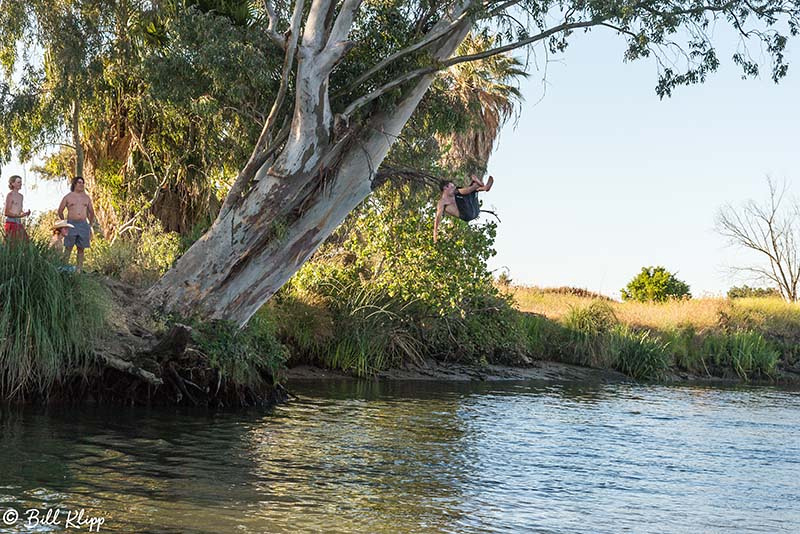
4;175;31;241
57;176;96;272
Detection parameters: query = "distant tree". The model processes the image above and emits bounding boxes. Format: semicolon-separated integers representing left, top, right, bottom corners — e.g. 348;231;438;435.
621;266;691;302
727;285;781;299
716;178;800;302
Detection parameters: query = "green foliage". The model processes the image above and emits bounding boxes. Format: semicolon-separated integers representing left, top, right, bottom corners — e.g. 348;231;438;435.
85;216;181;285
188;308;288;387
702;330;779;380
562;301;618;366
517;312;570;360
660;324;706;374
621;266;691;302
727;285;780;299
610;326;670;381
0;239;108;400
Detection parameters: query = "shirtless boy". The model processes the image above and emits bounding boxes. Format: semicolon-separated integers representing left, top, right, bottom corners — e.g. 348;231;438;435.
433;174;494;243
57;176;97;272
4;175;31;241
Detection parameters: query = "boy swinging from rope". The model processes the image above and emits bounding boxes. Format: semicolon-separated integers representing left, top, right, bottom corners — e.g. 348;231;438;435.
433;174;494;243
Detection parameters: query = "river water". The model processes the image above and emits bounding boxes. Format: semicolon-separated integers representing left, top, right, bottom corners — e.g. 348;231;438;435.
1;380;798;533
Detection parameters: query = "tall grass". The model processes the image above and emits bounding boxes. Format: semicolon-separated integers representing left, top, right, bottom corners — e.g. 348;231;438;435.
611;326;670;380
277;281;422;377
0;240;108;400
703;330;779;380
321;281;422;376
562;300;618;366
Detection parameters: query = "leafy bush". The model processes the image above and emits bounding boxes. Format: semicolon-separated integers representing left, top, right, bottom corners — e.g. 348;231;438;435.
621;266;691;302
727;285;780;299
87;216;181;285
189;308;288;387
0;240;108;399
281;183;525;369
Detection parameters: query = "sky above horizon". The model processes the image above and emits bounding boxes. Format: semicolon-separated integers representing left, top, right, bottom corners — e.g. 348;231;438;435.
2;23;797;299
484;27;799;298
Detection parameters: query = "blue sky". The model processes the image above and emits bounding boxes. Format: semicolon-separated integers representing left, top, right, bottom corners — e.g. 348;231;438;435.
485;27;798;298
3;23;797;298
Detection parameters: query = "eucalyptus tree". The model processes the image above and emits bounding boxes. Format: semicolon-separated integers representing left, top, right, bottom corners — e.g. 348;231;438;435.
147;0;800;325
0;0;282;233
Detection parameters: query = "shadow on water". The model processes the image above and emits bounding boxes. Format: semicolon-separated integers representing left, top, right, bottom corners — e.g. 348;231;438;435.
1;381;799;533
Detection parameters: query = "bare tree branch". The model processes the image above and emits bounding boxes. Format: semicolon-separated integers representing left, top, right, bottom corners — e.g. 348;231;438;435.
716;177;800;301
264;0;286;48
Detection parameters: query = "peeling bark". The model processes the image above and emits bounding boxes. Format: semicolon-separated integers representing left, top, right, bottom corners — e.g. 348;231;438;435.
149;1;474;326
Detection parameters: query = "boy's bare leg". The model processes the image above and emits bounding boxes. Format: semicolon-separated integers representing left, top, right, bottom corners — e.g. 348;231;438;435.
76;248;85;273
478;175;494;192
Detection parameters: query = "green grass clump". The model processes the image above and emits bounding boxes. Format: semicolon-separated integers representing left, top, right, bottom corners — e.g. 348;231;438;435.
702;330;779;380
518;312;570;360
189;309;288;387
0;240;108;400
610;326;670;380
317;281;422;377
562;300;618;366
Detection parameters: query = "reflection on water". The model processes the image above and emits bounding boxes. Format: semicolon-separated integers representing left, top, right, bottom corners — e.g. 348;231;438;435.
1;381;799;533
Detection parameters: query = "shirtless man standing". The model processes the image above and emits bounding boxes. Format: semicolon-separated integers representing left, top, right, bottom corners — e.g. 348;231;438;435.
57;176;97;272
433;174;494;243
4;175;31;241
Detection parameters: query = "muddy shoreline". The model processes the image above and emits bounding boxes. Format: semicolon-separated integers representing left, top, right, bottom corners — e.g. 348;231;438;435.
285;358;800;387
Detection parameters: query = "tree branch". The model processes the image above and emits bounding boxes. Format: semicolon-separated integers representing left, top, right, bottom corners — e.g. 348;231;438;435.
264;0;286;48
343;7;473;93
221;0;306;216
341;18;600;119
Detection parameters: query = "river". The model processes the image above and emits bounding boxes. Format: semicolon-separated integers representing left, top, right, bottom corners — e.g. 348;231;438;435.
1;380;798;533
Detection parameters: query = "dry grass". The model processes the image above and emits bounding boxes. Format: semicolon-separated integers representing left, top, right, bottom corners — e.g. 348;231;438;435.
508;286;800;334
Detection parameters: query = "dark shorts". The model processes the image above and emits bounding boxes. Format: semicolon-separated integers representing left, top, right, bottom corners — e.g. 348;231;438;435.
64;220;91;249
454;191;480;222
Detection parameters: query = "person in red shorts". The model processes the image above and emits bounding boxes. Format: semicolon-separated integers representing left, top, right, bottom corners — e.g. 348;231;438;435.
4;175;31;241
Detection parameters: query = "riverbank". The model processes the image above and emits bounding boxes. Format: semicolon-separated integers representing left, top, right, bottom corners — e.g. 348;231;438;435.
3;241;799;406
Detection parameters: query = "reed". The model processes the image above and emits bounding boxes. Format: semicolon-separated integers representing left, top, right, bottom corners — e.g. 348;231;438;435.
0;239;108;400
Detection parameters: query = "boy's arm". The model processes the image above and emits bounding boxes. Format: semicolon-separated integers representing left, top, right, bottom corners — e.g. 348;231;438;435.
57;196;67;220
4;193;13;217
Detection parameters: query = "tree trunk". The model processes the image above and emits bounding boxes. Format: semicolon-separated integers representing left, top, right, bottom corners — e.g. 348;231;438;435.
148;2;472;326
71;99;84;178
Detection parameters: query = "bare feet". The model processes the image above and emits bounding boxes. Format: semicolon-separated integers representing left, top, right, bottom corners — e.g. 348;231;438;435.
484;175;494;192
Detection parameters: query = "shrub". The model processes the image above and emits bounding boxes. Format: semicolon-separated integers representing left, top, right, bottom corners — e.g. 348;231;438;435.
621;266;691;302
87;216;181;285
0;240;108;399
727;285;780;299
189;308;288;387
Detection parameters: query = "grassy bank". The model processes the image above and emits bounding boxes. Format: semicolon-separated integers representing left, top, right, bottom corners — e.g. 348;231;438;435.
510;286;799;382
